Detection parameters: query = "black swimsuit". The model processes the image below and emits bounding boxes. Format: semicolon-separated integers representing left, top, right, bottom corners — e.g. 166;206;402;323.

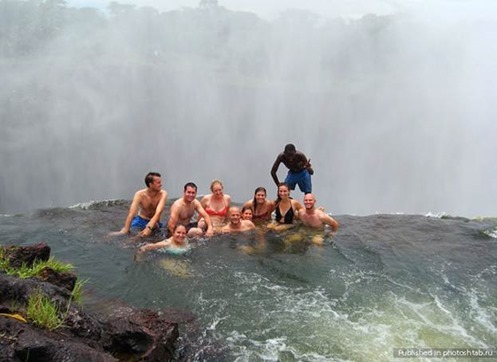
275;206;295;224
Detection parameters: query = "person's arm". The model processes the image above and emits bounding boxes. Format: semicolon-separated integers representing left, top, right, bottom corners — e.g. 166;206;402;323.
321;212;339;232
140;190;168;237
167;203;180;236
305;158;314;175
139;239;171;252
195;201;214;237
270;154;283;186
293;200;304;217
119;191;141;234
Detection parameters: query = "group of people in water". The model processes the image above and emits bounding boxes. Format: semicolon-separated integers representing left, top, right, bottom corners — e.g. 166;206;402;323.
112;144;339;254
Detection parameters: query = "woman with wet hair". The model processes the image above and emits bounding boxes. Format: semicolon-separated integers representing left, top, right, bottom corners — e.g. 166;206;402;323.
242;187;275;225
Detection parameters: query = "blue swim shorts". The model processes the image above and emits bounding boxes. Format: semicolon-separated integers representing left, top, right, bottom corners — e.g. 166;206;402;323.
130;215;163;232
284;169;312;194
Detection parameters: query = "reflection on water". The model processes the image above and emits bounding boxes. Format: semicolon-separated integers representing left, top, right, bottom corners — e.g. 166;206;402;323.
1;203;496;361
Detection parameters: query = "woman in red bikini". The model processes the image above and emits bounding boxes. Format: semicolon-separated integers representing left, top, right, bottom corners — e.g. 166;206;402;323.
198;179;231;232
242;187;275;226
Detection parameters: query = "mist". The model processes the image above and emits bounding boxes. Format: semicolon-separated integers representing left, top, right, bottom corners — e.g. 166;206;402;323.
1;0;496;217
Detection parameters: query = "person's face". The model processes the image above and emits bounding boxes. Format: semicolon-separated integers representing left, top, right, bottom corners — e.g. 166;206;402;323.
303;195;316;209
184;186;197;202
278;186;290;199
242;209;253;220
255;191;266;204
212;183;224;197
150;176;162;190
229;209;241;224
173;226;187;241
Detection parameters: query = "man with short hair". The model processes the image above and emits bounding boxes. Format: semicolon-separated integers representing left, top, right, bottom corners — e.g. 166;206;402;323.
271;143;313;194
298;193;339;231
116;172;168;237
168;182;214;238
221;207;256;234
297;193;339;245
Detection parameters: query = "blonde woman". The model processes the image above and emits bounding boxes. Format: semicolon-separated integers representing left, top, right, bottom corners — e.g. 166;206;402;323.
198;179;232;231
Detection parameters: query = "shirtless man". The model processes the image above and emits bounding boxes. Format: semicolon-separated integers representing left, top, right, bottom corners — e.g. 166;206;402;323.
271;144;313;194
298;193;339;232
221;207;256;234
115;172;168;237
168;182;214;238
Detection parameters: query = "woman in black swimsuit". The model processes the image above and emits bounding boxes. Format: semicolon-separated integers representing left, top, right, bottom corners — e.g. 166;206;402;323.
268;183;303;231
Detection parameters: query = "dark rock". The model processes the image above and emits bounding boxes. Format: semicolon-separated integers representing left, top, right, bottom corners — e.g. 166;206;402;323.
37;267;77;291
0;245;180;362
3;243;51;269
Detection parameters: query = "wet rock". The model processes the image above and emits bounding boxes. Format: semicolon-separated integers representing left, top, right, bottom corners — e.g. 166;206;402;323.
3;243;50;269
0;244;179;362
37;267;77;291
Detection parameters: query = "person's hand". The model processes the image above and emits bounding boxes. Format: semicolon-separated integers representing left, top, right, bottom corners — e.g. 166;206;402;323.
306;159;314;175
205;228;214;237
139;227;152;237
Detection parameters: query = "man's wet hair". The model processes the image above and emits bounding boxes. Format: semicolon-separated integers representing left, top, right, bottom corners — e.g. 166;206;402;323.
184;182;198;191
145;172;161;187
284;144;296;153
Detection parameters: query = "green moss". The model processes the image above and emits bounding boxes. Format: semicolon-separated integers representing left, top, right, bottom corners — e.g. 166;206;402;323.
0;250;74;279
26;290;64;330
71;278;88;305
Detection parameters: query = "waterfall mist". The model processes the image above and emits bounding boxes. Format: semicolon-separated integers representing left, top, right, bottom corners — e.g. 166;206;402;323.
1;1;496;216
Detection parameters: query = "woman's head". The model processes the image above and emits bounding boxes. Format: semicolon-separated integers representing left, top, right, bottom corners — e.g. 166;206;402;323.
172;224;187;241
277;183;290;199
253;187;267;204
241;206;253;220
210;179;224;196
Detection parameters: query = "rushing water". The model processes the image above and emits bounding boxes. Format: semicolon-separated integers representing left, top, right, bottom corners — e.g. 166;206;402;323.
1;200;496;361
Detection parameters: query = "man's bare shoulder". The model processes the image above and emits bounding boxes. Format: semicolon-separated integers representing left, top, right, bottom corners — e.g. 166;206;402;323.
171;198;184;208
134;188;148;198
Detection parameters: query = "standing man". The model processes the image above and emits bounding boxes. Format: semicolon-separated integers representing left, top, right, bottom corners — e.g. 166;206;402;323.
116;172;168;237
271;144;313;194
168;182;214;238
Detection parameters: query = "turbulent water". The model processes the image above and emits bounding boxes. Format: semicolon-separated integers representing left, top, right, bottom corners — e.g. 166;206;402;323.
1;200;496;361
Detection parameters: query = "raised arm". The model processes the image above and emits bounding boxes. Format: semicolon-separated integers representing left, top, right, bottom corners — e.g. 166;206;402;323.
140;190;168;237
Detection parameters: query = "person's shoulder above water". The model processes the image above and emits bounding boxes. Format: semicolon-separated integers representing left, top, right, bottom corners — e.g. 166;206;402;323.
221;207;256;233
299;193;339;232
110;171;167;238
